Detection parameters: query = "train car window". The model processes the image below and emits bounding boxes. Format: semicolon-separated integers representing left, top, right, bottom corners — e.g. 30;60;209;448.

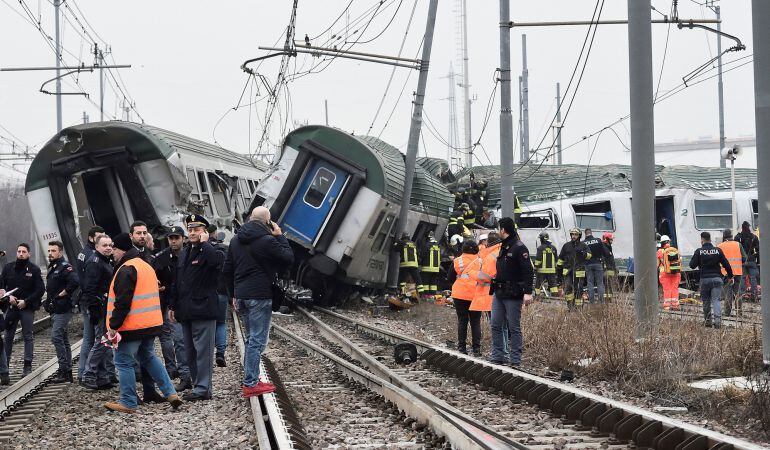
303;167;336;209
195;170;214;216
519;209;559;229
207;172;231;214
572;201;614;231
694;199;732;230
371;214;395;252
248;180;257;195
239;179;252;205
752;199;759;228
368;211;386;238
186;168;201;202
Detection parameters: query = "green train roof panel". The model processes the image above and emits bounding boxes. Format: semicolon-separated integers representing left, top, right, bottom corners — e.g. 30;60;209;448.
453;164;758;208
25;121;266;192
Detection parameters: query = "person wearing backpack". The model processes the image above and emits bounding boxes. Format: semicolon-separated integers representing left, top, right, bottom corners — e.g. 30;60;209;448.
657;235;681;311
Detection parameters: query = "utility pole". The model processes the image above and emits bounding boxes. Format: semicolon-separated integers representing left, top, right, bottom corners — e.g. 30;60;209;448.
324;99;329;126
443;65;461;172
518;76;524;158
751;0;770;371
520;34;530;163
714;4;727;169
386;0;439;289
627;0;658;337
555;82;563;165
54;0;62;132
459;0;473;169
499;0;515;217
94;44;109;122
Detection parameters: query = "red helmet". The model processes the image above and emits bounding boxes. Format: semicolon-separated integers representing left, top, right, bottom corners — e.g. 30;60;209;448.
602;232;614;242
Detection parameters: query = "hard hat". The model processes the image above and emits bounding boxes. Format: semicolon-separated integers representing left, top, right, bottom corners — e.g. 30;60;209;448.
660;235;670;243
478;233;489;242
450;234;464;246
569;228;581;237
401;232;410;240
539;232;550;241
461;203;469;209
602;232;614;242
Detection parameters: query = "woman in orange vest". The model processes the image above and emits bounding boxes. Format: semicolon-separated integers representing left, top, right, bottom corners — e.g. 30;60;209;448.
449;240;480;356
104;233;182;414
469;233;503;355
657;235;681;311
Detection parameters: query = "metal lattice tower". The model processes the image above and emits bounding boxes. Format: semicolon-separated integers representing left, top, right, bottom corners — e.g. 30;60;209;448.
443;64;462;172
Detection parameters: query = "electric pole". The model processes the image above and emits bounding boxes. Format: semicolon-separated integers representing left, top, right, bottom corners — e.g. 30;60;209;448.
386;0;439;289
751;0;770;370
443;65;461;172
628;0;658;337
714;4;727;169
459;0;473;169
520;34;530;163
499;0;515;218
54;0;62;132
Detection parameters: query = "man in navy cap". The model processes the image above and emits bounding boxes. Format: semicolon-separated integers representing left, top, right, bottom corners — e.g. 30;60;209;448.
169;215;225;401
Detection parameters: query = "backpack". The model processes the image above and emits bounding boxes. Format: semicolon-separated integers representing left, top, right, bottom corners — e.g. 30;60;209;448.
663;247;681;274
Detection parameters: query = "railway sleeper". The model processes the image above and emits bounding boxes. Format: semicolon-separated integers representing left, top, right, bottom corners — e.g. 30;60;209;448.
576;402;607;430
525;383;549;404
610;413;642;443
536;387;562;409
592;407;624;436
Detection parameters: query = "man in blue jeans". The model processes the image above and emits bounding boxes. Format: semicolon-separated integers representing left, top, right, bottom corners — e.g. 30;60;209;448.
104;233;182;413
224;206;293;398
582;228;608;303
489;218;533;367
690;231;733;328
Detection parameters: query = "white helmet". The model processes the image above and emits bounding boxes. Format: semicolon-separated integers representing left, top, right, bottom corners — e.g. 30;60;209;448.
660;235;671;243
450;234;464;246
478;233;489;242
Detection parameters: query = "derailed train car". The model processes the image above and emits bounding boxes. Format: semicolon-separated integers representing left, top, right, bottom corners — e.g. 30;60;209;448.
252;125;454;301
24;121;267;260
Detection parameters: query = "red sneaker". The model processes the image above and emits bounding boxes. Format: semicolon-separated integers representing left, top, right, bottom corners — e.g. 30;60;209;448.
242;381;275;398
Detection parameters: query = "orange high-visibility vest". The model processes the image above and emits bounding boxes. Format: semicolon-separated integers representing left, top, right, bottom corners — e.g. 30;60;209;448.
718;240;743;276
452;254;478;301
106;258;163;332
470;242;501;312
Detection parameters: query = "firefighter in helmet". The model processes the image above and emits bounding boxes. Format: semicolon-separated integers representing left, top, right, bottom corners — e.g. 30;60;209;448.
557;228;591;308
534;232;558;298
419;232;441;297
394;233;423;297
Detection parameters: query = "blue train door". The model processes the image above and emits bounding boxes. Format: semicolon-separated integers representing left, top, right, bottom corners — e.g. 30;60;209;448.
280;159;349;246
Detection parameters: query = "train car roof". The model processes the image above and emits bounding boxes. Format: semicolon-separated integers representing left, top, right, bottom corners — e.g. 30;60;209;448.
283;125;454;218
452;163;758;206
25;121;267;192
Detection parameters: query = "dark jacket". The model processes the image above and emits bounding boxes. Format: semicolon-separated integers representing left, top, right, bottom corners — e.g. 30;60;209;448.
109;248;162;340
0;260;45;312
76;242;96;279
582;235;608;265
690;242;733;279
493;235;534;298
44;258;79;314
735;230;760;264
81;252;114;319
152;247;179;310
223;220;294;300
212;241;229;295
603;243;617;272
558;240;591;277
172;241;225;321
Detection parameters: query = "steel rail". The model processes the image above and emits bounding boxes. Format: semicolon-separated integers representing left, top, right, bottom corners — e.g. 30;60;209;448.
314;307;767;450
296;307;525;450
232;309;293;449
272;322;519;450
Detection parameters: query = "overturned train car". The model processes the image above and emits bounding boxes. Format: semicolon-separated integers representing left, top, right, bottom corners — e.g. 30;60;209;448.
25;121;268;260
252;125;454;301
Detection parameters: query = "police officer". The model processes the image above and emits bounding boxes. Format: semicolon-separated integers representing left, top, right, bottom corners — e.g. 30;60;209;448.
557;228;591;308
419;232;441;296
80;234;117;390
394;233;423;296
0;243;44;377
534;232;558;298
152;226;191;389
582;228;609;304
169;214;225;401
76;226;105;382
43;241;79;383
690;231;733;328
489;217;533;367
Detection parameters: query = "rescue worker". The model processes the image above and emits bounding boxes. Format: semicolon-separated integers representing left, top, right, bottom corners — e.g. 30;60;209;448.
447;213;464;239
43;240;79;383
104;233;182;413
557;229;591;308
1;243;44;377
394;233;423;297
534;232;558;298
152;226;191;390
657;235;682;311
690;231;733;328
469;232;503;354
449;234;464;258
80;235;117;390
76;226;106;384
419;232;441;296
478;234;488;251
448;240;481;355
490;217;533;366
718;229;746;316
735;221;760;301
481;210;498;229
170;214;225;401
582;228;609;304
461;203;476;224
602;233;617;301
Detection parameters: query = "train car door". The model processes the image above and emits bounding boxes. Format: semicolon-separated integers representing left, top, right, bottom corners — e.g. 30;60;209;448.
280;159;349;246
655;196;677;247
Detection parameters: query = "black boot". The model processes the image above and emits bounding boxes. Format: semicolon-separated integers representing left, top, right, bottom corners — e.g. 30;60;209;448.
65;369;74;383
22;362;32;377
175;377;193;391
51;369;67;384
0;373;10;385
215;353;226;367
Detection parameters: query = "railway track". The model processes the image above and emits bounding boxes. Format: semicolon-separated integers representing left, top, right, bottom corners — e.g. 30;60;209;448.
0;313;83;444
283;306;765;450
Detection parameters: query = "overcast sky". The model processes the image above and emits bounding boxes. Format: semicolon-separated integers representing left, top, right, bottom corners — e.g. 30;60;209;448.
0;0;759;181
